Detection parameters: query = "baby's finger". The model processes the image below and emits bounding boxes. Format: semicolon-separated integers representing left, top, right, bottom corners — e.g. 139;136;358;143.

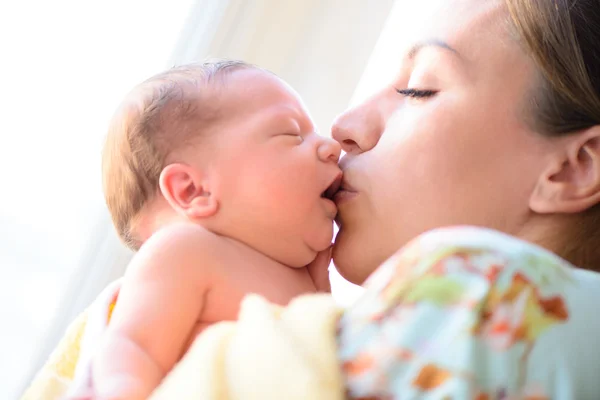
307;246;332;293
63;363;96;400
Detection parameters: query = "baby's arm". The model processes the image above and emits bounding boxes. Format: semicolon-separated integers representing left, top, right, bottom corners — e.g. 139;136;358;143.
91;224;218;400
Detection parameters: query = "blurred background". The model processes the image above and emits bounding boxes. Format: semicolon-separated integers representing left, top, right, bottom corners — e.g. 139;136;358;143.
0;0;432;397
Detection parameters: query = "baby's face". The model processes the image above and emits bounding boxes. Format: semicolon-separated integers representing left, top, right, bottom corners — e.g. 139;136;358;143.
204;69;342;267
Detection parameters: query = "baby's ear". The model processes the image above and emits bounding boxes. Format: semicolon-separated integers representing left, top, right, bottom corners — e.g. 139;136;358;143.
159;163;218;218
530;126;600;214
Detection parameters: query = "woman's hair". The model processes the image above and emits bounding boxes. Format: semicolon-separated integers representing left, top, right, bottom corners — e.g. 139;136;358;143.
506;0;600;271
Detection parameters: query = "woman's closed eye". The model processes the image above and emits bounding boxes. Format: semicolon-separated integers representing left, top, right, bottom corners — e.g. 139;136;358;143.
396;88;438;99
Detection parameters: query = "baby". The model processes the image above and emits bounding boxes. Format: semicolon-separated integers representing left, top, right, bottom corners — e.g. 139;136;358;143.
82;60;342;399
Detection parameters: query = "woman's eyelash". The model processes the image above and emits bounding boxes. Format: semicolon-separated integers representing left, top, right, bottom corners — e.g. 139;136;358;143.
396;88;437;98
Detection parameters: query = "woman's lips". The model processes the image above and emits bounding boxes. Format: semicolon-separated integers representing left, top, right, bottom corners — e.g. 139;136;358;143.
333;179;358;205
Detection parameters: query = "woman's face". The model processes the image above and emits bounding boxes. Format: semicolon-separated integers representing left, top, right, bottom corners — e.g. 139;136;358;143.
332;0;552;284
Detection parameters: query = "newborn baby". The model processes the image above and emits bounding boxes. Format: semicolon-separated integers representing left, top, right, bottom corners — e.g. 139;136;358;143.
79;60;342;399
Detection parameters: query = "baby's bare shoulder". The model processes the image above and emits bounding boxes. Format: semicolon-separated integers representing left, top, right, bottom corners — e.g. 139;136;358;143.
144;223;228;253
128;223;232;280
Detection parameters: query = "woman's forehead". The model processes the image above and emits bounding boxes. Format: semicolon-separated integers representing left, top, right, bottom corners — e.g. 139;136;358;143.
353;0;512;99
410;0;509;52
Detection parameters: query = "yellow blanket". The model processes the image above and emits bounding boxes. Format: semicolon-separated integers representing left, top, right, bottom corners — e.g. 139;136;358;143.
20;282;344;400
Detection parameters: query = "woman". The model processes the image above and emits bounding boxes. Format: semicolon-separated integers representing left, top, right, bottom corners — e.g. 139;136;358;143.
330;0;600;398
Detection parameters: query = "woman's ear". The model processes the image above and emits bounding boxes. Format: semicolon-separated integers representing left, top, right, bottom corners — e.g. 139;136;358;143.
530;126;600;214
159;163;218;219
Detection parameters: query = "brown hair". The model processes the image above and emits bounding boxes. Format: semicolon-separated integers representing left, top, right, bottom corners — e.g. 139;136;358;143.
506;0;600;270
102;59;255;249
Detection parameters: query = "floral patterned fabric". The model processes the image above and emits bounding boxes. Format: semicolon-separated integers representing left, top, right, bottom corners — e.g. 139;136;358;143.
337;226;600;399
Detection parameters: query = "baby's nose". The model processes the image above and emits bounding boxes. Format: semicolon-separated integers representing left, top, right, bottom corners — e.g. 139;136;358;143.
317;136;342;163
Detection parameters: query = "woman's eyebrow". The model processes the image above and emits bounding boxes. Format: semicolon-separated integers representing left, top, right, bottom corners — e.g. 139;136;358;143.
408;39;461;61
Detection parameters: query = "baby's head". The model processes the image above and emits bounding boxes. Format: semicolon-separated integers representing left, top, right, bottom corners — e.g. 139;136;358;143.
103;60;342;266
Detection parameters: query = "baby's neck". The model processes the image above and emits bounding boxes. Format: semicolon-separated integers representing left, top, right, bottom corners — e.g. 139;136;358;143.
214;236;318;304
135;200;182;243
141;210;318;303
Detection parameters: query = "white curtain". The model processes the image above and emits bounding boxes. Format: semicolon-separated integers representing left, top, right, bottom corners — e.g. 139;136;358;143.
1;0;196;397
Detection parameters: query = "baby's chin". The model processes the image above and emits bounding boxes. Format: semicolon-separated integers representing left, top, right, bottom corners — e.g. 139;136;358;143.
304;232;334;261
309;230;334;251
285;242;330;269
277;224;333;267
285;248;320;268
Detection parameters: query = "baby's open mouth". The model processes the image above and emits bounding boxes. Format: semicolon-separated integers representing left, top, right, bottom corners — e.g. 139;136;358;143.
321;173;342;200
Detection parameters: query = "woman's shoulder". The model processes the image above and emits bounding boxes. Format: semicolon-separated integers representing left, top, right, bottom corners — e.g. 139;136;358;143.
403;225;570;264
392;225;600;284
366;225;600;326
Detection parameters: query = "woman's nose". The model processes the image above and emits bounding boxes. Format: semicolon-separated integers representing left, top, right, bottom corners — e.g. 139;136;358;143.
317;136;342;163
331;95;385;155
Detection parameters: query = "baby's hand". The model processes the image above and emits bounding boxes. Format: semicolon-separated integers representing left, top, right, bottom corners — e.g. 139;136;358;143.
63;391;95;400
64;378;147;400
63;364;146;400
307;246;332;293
62;362;96;400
